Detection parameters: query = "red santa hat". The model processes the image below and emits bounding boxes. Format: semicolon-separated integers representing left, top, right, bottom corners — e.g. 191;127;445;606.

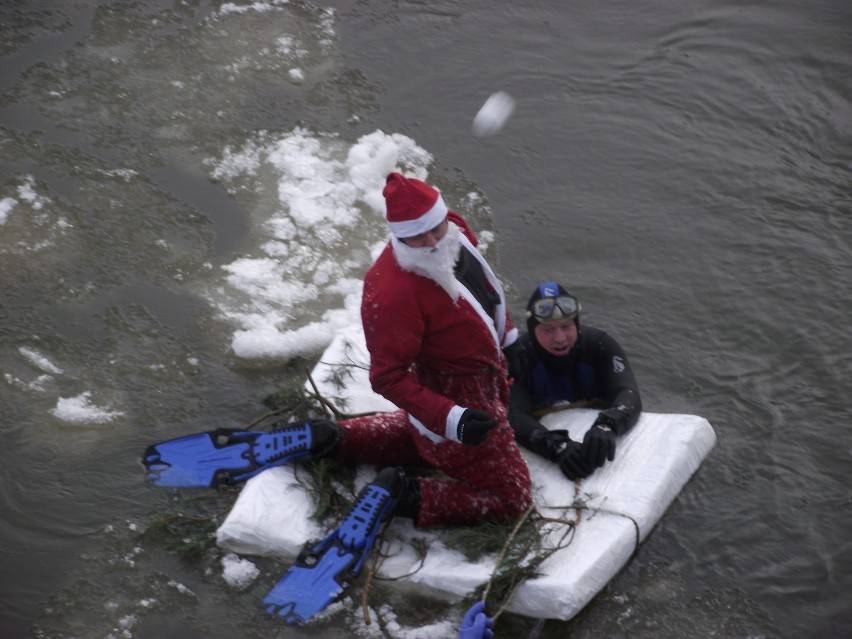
382;172;448;238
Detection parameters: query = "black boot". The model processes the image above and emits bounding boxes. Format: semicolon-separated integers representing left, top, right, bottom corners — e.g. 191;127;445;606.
395;477;421;519
371;467;420;520
369;467;421;520
306;419;340;459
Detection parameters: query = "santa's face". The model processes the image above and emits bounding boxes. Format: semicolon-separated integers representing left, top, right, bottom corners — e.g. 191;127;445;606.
392;218;461;299
534;319;578;356
399;217;449;248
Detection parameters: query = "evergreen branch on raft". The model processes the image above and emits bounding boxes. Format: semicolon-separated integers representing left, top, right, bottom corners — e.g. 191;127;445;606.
292;458;358;524
304;367;381;420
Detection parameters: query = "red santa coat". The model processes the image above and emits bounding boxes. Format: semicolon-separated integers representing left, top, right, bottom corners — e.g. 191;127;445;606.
335;213;532;528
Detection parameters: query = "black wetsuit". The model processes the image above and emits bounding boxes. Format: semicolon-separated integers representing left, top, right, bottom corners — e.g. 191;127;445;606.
509;325;642;456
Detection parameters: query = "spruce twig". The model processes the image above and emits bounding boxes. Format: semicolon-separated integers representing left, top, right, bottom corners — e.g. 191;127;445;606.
482;502;536;604
360;528;388;626
243;407;289;429
304;367;379;420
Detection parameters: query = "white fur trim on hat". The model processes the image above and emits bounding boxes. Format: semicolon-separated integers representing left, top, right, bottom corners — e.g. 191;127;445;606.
387;193;448;238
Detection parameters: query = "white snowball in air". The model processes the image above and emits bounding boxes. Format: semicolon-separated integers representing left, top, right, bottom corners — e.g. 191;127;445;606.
472;91;516;138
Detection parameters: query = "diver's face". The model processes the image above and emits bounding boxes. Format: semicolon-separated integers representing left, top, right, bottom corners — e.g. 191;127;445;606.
534;319;577;356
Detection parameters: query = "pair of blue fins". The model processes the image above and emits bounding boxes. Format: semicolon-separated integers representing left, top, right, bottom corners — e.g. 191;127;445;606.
142;424;400;624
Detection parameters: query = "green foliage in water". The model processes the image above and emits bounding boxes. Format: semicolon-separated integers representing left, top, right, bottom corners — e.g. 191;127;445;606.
139;513;218;560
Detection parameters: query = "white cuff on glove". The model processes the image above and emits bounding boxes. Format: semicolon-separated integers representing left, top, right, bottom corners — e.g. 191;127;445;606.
445;405;467;443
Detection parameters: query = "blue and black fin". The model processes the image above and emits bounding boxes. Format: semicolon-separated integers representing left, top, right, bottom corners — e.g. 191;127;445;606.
143;421;337;488
263;467;404;624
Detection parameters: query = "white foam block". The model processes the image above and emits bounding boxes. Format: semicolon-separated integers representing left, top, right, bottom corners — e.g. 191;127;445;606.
217;325;715;620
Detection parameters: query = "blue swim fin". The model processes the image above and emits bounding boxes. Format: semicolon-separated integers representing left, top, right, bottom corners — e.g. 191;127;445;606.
263;467;403;624
143;424;315;488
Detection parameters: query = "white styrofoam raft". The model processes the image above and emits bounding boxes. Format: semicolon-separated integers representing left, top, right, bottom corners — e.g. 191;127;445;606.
217;324;715;620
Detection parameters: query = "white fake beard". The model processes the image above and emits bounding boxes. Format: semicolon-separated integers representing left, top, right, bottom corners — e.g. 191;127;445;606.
391;222;462;300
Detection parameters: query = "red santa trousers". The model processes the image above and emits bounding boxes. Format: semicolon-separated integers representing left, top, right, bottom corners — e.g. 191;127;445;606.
335;365;532;528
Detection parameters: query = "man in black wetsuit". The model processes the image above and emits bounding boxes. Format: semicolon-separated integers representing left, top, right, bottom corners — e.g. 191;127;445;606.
508;282;643;480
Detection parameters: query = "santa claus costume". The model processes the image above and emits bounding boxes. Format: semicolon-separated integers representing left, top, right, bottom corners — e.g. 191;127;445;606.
334;173;532;528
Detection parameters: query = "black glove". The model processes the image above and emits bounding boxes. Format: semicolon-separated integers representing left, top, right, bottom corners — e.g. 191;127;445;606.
502;340;527;381
457;409;498;446
529;429;594;480
557;440;595;480
529;428;570;461
581;419;617;468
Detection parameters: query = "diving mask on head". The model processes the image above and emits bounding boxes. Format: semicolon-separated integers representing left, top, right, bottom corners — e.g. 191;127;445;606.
526;282;581;323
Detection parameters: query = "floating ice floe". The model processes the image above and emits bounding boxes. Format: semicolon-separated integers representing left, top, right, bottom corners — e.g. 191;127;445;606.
50;392;125;425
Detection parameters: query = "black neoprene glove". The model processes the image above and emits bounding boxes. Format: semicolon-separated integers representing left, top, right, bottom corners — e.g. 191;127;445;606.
581;418;617;468
558;441;595;480
502;340;527;381
529;429;594;480
457;409;498;446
